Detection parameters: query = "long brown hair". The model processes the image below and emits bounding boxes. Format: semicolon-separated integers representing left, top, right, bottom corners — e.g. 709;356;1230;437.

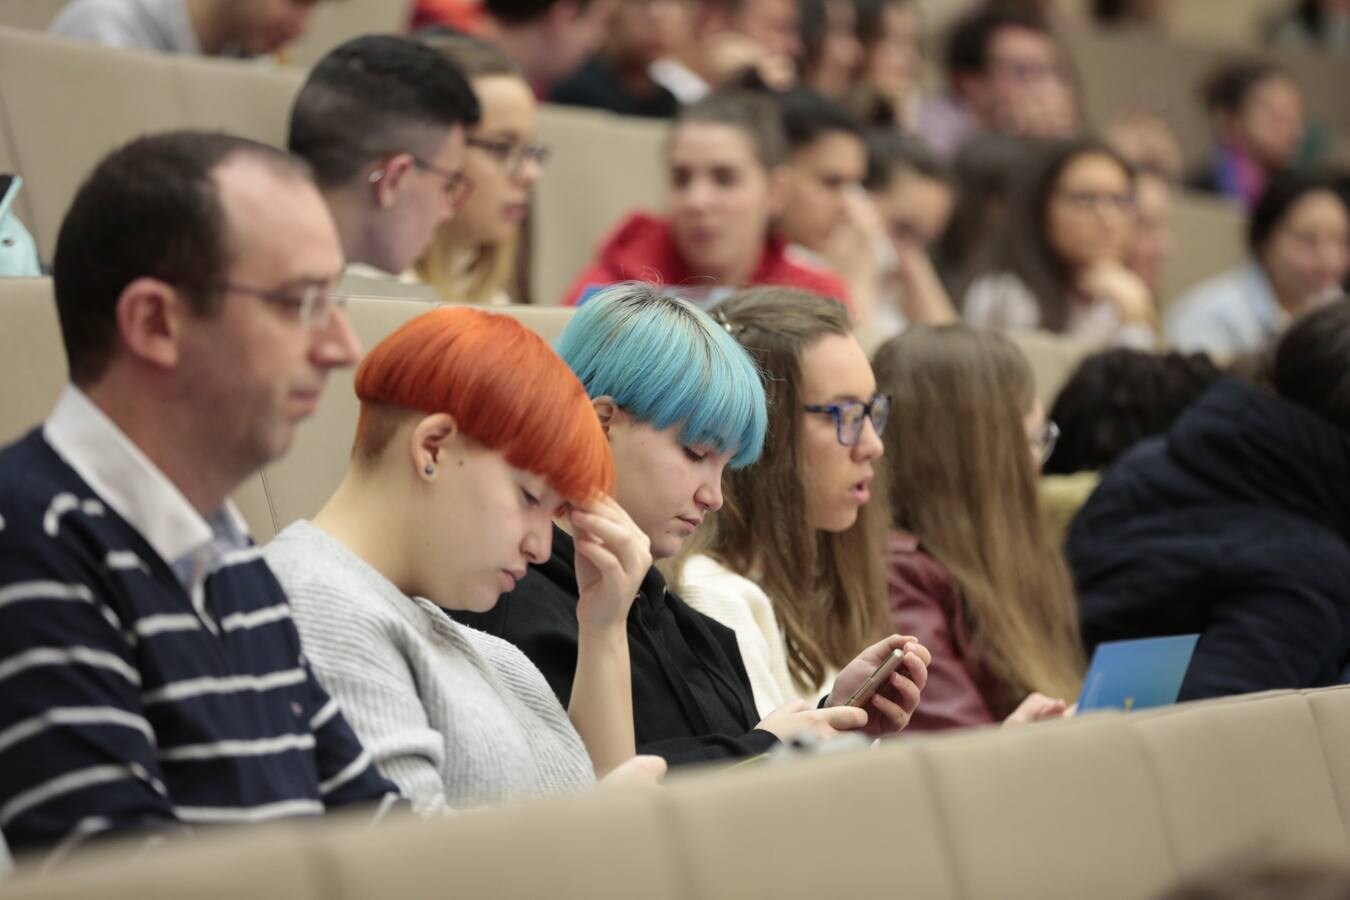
415;33;523;304
674;288;889;694
872;325;1084;701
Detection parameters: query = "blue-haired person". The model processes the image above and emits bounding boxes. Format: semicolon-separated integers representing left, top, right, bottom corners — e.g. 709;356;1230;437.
456;283;927;765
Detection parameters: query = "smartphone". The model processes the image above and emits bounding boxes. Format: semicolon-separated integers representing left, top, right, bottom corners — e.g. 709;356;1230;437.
0;175;19;223
845;648;906;708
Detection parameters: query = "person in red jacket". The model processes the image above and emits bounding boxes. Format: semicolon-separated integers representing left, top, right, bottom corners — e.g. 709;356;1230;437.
562;90;852;311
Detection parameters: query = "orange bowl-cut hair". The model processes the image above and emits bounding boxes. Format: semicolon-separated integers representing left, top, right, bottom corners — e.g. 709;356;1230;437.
353;306;614;502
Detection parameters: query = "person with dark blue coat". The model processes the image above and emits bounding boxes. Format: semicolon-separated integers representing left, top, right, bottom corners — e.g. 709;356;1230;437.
1067;296;1350;700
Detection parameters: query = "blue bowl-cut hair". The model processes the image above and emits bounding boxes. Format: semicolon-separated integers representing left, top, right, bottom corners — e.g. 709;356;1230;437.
557;283;767;469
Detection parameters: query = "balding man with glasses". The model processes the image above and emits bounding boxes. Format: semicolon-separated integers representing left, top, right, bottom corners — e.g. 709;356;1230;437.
0;131;402;862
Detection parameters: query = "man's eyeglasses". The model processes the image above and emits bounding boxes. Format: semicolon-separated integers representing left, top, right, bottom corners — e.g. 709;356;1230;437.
803;393;891;446
1031;419;1060;467
410;156;474;205
214;281;348;332
466;136;552;176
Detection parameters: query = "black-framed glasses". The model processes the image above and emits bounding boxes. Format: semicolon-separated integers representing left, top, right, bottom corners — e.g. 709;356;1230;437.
410;155;474;205
1032;419;1060;467
214;281;348;331
803;393;891;446
466;136;552;175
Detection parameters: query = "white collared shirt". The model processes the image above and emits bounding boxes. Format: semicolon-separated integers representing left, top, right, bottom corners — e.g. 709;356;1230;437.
42;385;251;609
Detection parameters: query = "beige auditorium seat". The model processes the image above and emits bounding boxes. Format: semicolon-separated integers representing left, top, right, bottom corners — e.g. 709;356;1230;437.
3;685;1349;899
0;28;186;260
532;105;668;305
0;278;67;449
281;0;410;69
174;55;304;145
1160;191;1247;311
0;27;305;262
0;1;68;32
1007;329;1095;408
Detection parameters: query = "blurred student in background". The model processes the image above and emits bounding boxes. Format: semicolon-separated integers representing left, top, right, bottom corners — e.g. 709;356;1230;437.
564;91;849;309
1188;58;1305;210
417;34;549;304
1167;172;1349;360
963;138;1156;348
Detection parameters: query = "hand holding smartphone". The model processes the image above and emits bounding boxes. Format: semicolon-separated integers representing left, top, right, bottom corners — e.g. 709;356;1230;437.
845;648;906;708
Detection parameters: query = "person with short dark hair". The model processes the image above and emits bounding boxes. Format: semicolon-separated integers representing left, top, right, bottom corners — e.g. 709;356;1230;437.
549;0;686;118
1069;295;1350;699
914;6;1077;158
288;34;482;279
0;131;397;859
1044;348;1222;475
1188;58;1305;209
50;0;324;57
1167;172;1349;360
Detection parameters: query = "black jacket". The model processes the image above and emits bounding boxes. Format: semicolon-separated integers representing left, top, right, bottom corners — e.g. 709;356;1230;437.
1067;378;1350;699
454;526;778;766
550;56;680;119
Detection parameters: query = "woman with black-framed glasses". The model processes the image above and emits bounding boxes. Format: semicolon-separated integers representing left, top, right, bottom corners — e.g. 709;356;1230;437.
672;287;931;719
416;33;552;305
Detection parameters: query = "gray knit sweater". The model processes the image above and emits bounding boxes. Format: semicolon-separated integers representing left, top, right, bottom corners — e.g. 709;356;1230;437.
264;521;595;814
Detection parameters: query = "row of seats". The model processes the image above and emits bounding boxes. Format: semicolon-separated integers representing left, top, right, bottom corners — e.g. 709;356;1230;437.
0;24;1268;309
0;276;1089;544
1;683;1347;898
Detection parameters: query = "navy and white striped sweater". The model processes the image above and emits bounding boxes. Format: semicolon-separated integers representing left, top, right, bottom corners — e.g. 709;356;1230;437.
0;430;401;855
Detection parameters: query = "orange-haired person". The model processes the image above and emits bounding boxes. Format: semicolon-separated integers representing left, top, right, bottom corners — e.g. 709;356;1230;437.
264;307;664;814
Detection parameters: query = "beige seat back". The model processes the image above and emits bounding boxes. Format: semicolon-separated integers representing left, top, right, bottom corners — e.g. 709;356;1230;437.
0;28;186;260
4;685;1350;899
0;0;68;32
532;105;668;305
1007;329;1095;408
0;278;66;448
1161;191;1247;311
281;0;410;69
0;27;307;262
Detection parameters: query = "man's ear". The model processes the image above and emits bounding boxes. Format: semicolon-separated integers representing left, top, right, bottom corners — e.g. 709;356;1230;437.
410;412;460;479
116;277;187;371
591;395;620;435
370;153;414;209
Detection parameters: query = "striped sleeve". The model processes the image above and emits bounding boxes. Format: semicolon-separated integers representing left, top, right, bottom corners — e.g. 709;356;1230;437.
0;533;182;854
298;657;404;818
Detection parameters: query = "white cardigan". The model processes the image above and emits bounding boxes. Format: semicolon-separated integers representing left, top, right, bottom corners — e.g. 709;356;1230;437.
678;554;832;718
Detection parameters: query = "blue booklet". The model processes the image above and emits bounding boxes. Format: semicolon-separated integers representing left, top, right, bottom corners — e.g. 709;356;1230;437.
1077;634;1200;712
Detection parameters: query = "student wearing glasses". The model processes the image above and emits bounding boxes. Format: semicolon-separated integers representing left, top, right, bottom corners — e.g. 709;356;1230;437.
962;138;1157;349
457;283;929;766
871;325;1085;731
671;288;906;716
416;34;552;305
287;35;481;280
